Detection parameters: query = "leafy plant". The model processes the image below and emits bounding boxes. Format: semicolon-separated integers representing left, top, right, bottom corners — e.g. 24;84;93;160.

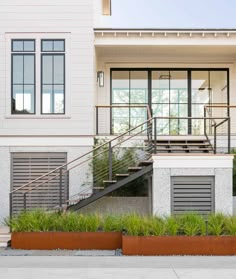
208;213;225;236
224;216;236;236
6;210;236;236
122;214;143;236
103;215;124;232
165;216;180;236
91;138;148;196
178;213;206;236
146;216;166;236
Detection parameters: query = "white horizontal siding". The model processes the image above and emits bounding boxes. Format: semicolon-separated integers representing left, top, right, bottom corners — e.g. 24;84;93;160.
0;0;96;137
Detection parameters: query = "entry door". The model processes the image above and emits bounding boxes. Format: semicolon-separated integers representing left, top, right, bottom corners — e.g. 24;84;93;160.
152;70;189;135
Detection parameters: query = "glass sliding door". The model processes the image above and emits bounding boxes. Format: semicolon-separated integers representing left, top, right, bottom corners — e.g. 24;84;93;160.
191;71;210;135
152;70;188;135
112;71;129;133
191;70;228;135
111;70;148;134
110;68;228;136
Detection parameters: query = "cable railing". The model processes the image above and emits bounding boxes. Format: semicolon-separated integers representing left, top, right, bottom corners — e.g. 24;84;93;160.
9;109;153;216
95;105;152;135
9;104;231;216
204;105;235;153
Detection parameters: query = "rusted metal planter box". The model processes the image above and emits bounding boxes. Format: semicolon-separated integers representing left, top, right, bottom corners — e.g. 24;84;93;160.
122;235;236;256
11;232;122;250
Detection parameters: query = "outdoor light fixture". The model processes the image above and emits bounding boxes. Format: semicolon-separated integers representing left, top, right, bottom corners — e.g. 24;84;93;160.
97;71;104;87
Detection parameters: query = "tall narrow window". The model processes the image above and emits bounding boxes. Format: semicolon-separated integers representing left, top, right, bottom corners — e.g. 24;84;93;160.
11;39;35;114
41;39;65;114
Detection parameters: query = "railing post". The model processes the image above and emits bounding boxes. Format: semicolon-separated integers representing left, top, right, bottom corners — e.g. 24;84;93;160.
23;193;27;211
214;125;217;154
204;107;206;136
108;142;113;181
228;117;231;154
59;168;63;207
154;118;157;154
96;106;98;135
9;193;12;219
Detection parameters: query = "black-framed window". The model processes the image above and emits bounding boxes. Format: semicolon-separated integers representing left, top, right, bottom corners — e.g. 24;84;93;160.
11;39;35;114
41;40;65;114
111;68;229;135
111;70;148;133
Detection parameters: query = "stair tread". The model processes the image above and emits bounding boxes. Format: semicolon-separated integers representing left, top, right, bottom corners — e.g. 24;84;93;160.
156;147;212;150
128;167;142;171
93;186;105;189
103;180;117;183
155;143;210;146
138;160;153;166
116;173;129;177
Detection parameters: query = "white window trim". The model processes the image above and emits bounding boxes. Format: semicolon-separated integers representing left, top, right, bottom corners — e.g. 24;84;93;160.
5;32;71;119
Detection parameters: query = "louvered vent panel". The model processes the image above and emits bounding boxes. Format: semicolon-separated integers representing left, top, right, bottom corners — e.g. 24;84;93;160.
11;153;68;215
171;176;214;215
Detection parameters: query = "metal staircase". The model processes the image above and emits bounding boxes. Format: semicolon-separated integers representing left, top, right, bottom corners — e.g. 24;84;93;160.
68;163;153;211
9;107;230;215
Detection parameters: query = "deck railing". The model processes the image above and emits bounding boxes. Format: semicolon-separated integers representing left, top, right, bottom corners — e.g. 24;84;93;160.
9;104;230;216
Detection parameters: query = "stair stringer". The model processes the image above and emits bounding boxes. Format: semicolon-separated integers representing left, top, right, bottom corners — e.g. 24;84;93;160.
68;164;153;211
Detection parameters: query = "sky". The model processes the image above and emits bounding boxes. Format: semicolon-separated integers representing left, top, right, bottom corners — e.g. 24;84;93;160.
111;0;236;28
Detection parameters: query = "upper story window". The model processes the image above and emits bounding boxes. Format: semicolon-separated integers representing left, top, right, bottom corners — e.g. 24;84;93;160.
11;39;35;114
41;39;65;114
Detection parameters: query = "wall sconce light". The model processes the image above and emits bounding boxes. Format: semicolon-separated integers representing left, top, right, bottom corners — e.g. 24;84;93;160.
97;71;104;87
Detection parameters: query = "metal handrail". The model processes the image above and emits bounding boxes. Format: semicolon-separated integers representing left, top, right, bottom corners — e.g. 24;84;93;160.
10;101;231;214
10;109;153;195
95;105;152;135
205;104;231;153
22;125;151;195
96;105;152;120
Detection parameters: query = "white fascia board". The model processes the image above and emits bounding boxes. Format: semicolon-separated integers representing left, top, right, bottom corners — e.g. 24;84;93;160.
0;136;94;147
94;37;236;47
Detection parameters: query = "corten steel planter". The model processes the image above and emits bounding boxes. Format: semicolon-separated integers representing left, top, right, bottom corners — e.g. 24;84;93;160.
11;232;122;250
122;236;236;256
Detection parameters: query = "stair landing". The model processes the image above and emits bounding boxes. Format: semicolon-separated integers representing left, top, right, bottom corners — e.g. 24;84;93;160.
149;136;213;154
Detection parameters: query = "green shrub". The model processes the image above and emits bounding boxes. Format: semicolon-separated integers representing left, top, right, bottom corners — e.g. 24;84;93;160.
165;216;180;236
5;210;236;236
224;216;236;236
178;213;206;236
103;215;124;232
146;216;166;236
5;210;59;232
208;213;225;236
122;214;143;236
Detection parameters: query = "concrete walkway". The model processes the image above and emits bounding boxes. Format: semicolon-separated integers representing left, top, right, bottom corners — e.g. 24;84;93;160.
0;255;236;278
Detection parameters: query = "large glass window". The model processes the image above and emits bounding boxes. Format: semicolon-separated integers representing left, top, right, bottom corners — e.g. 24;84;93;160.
152;71;188;135
111;70;148;133
41;40;65;114
191;70;228;135
11;40;35;114
111;69;228;135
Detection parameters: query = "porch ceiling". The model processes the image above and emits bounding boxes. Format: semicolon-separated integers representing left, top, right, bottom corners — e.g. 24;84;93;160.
95;45;236;62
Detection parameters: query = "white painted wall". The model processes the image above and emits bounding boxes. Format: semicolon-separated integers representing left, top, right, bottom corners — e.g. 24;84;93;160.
0;0;99;222
0;0;96;136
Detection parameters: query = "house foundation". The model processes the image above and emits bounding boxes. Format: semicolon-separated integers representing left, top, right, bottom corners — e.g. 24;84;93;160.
152;154;233;216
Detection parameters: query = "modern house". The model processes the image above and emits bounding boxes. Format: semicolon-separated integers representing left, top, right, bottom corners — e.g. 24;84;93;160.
0;0;235;223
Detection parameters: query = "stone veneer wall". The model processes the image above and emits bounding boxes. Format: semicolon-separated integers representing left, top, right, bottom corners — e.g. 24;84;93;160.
152;155;234;216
